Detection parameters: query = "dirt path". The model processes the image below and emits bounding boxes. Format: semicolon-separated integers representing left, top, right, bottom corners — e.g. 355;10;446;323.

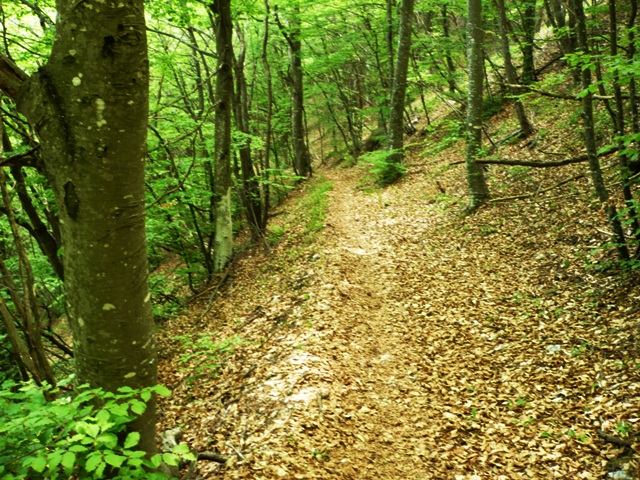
160;163;640;479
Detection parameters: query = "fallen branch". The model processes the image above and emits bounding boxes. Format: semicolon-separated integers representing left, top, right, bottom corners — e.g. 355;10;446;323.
490;173;586;203
198;451;229;463
450;146;621;168
503;83;617;101
597;429;634;448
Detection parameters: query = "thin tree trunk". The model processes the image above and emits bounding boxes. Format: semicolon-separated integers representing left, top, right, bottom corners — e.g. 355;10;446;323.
609;0;640;243
465;0;490;211
233;27;264;238
262;0;273;229
495;0;534;137
573;0;629;259
387;0;415;174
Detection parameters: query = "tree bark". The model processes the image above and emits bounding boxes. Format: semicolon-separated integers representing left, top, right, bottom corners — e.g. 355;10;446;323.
233;27;264;239
387;0;415;173
211;0;234;270
495;0;534;137
572;0;629;259
464;0;490;210
0;0;157;453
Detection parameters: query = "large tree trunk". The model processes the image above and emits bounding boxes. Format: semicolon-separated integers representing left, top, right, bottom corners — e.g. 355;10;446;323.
211;0;234;270
386;0;415;174
464;0;490;211
572;0;629;259
0;0;157;453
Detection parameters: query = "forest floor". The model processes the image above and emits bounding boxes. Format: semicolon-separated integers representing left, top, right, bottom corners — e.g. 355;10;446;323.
157;110;640;479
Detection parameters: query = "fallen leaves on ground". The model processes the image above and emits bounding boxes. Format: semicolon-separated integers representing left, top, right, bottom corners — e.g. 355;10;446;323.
157;118;640;479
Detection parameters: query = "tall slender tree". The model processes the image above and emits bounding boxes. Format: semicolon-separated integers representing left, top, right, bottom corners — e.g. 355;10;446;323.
276;2;312;177
211;0;234;270
464;0;490;210
495;0;534;137
386;0;415;179
572;0;629;259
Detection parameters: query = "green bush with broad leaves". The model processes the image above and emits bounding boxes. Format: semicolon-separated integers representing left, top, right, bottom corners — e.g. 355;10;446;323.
0;378;193;479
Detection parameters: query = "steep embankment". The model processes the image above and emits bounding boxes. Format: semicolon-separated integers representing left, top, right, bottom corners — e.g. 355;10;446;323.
158;150;640;478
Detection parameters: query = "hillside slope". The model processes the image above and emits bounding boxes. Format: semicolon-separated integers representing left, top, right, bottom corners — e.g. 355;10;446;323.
157;121;640;478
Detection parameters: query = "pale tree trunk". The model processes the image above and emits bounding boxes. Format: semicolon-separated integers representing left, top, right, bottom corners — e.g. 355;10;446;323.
572;0;629;259
495;0;534;137
387;0;415;172
0;0;157;453
211;0;234;270
465;0;490;211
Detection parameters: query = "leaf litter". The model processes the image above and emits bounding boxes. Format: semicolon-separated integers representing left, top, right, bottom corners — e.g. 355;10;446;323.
157;120;640;478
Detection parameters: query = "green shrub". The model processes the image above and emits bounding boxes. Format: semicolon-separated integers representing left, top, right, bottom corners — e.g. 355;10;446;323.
0;379;193;479
361;149;406;185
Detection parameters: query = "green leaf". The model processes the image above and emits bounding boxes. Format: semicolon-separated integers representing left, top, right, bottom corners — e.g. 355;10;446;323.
85;452;103;472
61;451;76;470
69;444;89;453
96;433;118;449
30;456;47;473
153;385;171;397
104;453;126;468
162;453;180;466
124;432;141;449
130;400;147;416
48;451;63;471
77;421;100;438
150;454;163;468
173;442;191;455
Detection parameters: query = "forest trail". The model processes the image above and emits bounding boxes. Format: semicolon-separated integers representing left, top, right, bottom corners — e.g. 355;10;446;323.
159;161;640;479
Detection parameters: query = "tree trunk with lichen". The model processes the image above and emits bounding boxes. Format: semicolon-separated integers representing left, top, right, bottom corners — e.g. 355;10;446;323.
0;0;157;454
211;0;234;270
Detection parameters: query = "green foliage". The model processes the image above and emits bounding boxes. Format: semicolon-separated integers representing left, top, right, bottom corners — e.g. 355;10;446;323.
0;379;192;479
0;334;22;385
482;95;505;121
176;334;245;383
360;149;407;185
299;178;334;235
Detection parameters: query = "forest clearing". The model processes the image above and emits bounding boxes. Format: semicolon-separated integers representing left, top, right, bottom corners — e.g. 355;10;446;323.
1;0;640;479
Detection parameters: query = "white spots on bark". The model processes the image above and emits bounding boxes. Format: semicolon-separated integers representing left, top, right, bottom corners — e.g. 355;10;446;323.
127;100;134;105
78;317;84;327
72;77;81;86
124;372;137;379
96;98;107;128
102;303;116;311
103;243;109;248
144;292;151;303
69;49;76;56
